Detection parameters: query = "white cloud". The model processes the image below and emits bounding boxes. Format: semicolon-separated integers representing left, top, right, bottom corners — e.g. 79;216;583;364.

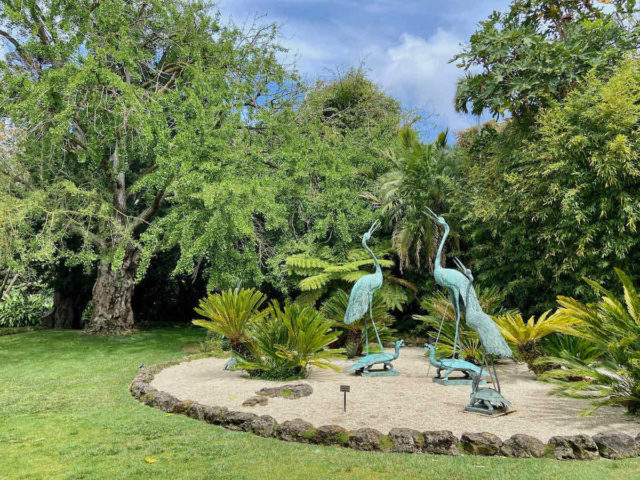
371;29;476;133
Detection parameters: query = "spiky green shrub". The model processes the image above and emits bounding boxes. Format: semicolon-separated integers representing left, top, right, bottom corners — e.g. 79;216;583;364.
321;289;395;358
237;301;344;380
493;311;581;375
538;269;640;415
192;288;268;356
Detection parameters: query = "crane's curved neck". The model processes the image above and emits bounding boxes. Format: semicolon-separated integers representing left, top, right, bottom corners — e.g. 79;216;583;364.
363;239;381;275
428;347;437;365
435;223;449;269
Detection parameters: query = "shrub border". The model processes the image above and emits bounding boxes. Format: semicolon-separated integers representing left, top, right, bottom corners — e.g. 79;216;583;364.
131;356;640;461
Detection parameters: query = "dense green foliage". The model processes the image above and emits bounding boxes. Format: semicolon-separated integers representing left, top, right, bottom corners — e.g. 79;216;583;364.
192;288;268;355
453;0;640;122
0;290;51;327
493;311;579;375
455;58;640;313
236;301;344;379
540;269;640;415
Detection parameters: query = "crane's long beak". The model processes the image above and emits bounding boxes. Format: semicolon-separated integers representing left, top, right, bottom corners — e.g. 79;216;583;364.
369;219;379;235
423;207;438;221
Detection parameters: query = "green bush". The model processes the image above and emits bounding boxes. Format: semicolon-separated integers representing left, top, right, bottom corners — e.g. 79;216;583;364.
192;288;268;357
237;301;344;380
539;269;640;415
0;291;51;328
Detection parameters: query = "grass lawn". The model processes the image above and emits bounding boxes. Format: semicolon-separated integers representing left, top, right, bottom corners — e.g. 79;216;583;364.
1;328;639;480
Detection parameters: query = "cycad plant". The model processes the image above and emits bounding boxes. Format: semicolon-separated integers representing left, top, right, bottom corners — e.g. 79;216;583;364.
538;269;640;415
192;288;268;357
493;310;581;375
237;301;344;380
322;289;395;358
414;287;507;363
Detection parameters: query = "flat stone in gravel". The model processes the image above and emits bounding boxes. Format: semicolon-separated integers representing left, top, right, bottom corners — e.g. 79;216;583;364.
549;435;599;460
242;396;268;407
592;433;638;460
501;434;546;458
256;383;313;399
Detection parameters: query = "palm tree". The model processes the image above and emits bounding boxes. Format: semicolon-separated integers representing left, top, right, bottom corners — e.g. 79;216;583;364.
364;127;459;273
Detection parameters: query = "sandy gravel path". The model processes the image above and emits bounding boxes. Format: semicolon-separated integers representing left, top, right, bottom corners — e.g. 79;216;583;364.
151;347;639;441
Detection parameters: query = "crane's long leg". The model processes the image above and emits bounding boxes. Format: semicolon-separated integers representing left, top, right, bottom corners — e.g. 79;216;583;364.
364;311;369;356
452;290;461;360
491;358;501;393
369;293;384;353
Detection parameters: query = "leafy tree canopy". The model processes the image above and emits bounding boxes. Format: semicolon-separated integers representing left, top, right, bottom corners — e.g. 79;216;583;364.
453;0;640;122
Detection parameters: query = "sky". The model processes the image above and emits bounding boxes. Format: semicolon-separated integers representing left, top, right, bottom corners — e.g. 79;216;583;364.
218;0;511;140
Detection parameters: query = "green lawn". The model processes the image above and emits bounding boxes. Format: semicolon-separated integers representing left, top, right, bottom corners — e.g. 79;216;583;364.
1;328;639;480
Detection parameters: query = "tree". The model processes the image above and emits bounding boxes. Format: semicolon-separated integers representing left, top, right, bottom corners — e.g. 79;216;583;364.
251;68;407;295
453;0;639;123
366;127;459;273
455;58;640;313
0;1;294;333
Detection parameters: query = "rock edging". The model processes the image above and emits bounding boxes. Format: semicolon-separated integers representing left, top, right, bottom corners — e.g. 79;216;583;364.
130;358;640;461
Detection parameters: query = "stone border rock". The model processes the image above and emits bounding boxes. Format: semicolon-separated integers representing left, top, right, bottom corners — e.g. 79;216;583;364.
131;357;640;461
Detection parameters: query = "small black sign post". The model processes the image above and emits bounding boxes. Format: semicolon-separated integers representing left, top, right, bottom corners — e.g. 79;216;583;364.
340;385;350;412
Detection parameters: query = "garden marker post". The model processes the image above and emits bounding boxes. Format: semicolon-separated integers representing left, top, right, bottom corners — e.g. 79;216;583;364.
340;385;350;412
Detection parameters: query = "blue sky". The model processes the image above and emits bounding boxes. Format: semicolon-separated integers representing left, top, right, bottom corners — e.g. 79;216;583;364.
218;0;511;139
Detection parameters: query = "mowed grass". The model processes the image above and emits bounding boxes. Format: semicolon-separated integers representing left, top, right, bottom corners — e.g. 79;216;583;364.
1;328;639;480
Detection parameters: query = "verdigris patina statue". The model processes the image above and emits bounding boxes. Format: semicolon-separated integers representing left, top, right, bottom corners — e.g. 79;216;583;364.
344;220;402;376
455;258;513;414
424;343;490;385
467;371;512;414
347;339;403;376
423;208;479;384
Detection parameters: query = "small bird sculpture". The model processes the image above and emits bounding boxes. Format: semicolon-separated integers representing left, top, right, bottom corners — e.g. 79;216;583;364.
347;339;404;376
344;220;384;355
424;343;492;382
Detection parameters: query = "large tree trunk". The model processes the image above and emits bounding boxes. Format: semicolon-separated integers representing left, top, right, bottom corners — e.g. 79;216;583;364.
43;263;93;329
43;290;87;329
87;249;140;334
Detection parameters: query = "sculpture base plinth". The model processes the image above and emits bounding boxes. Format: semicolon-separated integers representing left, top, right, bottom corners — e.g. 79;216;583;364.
433;377;485;386
464;405;511;416
360;367;399;377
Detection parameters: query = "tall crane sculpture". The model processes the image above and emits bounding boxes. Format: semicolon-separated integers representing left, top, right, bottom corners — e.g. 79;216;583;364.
423;208;476;359
344;220;402;376
344;220;384;355
454;258;512;395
